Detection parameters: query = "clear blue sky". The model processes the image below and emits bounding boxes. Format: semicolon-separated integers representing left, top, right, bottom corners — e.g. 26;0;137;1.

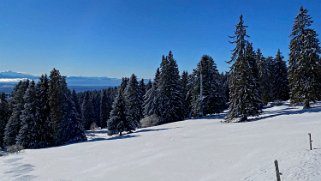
0;0;320;79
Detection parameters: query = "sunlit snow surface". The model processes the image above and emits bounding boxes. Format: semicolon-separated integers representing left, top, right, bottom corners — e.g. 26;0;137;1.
1;102;321;181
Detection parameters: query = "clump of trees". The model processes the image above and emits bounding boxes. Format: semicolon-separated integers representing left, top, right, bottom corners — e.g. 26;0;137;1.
1;69;87;149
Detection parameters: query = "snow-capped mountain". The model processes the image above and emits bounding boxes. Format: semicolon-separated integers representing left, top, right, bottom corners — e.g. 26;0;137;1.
0;71;121;93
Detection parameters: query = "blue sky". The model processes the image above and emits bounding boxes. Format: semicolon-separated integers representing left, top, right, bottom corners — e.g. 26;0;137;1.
0;0;320;79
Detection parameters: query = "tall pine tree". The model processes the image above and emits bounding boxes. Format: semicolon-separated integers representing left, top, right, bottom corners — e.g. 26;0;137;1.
289;7;321;108
16;81;38;148
273;50;289;101
124;74;142;130
107;85;129;136
4;80;29;146
226;16;261;122
157;51;184;124
34;74;52;147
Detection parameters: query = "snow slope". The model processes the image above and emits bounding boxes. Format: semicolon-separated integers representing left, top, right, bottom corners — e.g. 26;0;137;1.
1;103;321;181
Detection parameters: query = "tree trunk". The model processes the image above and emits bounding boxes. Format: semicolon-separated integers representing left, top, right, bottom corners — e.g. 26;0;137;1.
303;100;310;109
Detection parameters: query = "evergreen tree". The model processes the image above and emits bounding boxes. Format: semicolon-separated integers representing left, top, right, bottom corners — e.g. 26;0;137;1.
34;75;52;147
124;74;142;131
81;92;95;130
4;80;29;146
0;93;10;148
16;81;38;148
289;7;321;108
226;16;262;122
62;90;87;143
143;68;161;117
48;69;66;145
273;50;289;101
157;51;184;124
120;77;129;92
107;88;128;136
190;55;225;116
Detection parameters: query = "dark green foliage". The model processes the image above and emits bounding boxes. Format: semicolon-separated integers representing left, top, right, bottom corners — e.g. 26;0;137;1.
273;50;289;101
4;80;29;146
124;74;142;130
143;68;161;117
157;51;184;124
49;69;66;145
226;16;262;122
34;75;52;147
190;55;225;116
62;90;87;143
107;89;129;136
81;92;95;130
49;68;86;145
0;93;10;148
289;7;321;108
16;81;38;148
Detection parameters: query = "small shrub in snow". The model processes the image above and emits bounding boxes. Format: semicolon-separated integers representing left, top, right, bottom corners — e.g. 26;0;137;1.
6;145;23;153
140;114;160;128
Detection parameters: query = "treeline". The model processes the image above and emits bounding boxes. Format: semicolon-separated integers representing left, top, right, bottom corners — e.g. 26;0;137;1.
0;69;89;149
226;7;321;122
0;7;320;149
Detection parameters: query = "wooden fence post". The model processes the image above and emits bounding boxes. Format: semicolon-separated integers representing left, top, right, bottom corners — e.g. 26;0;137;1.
274;160;281;181
308;133;312;150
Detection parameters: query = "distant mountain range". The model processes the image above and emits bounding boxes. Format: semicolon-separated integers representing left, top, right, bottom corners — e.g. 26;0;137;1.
0;71;121;93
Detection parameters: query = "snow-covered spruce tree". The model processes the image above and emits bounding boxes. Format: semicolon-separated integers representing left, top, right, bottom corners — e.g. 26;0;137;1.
226;15;262;122
4;80;29;146
181;71;192;118
81;92;95;130
62;89;87;143
124;74;142;130
107;88;129;136
16;81;38;148
143;68;161;117
289;7;321;108
120;77;129;92
34;74;52;147
273;49;289;101
190;55;225;117
0;93;10;148
49;68;66;145
157;51;184;124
